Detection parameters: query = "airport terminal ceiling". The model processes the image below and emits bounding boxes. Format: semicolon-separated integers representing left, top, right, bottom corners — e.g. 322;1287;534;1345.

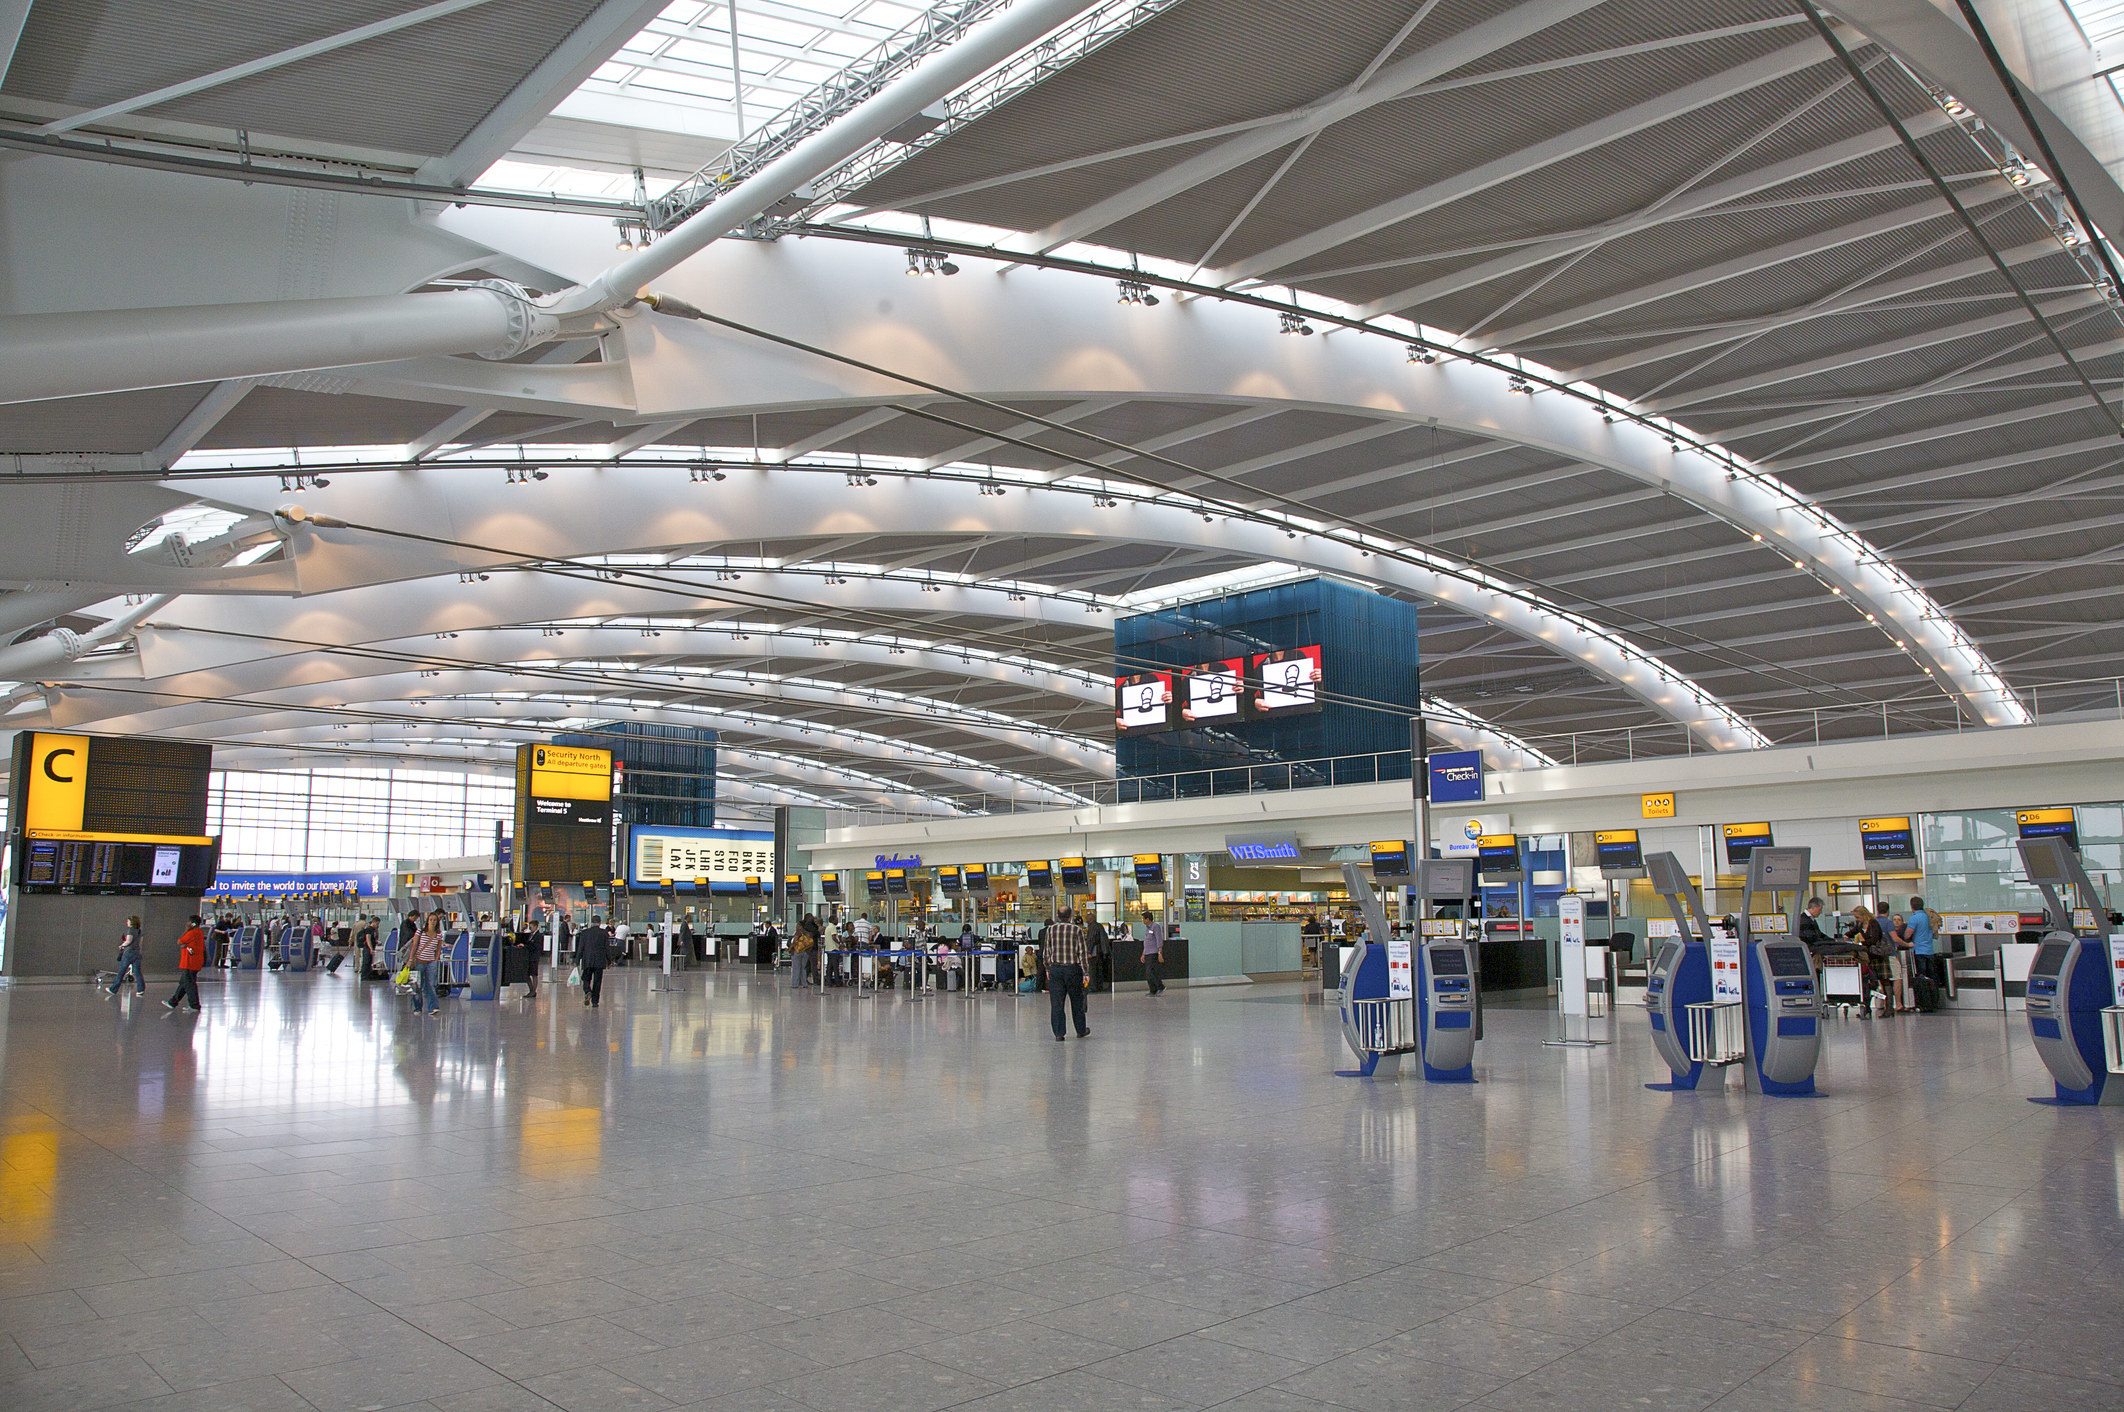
4;0;2124;815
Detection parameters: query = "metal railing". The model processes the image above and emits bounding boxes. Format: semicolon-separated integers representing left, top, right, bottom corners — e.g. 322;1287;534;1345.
807;674;2124;830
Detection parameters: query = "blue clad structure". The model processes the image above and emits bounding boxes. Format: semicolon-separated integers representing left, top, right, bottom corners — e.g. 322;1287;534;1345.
1115;576;1419;796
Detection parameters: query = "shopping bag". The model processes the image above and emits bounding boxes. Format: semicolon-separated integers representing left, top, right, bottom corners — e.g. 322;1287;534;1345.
567;964;582;986
393;965;414;987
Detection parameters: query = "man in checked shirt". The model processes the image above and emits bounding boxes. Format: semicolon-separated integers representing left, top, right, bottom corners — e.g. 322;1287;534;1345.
1043;908;1093;1042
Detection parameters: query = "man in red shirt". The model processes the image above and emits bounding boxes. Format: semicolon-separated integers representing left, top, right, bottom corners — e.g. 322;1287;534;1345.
164;915;207;1012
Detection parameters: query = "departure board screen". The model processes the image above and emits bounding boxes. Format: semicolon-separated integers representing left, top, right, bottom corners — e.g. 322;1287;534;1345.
964;864;989;892
1059;857;1089;890
1859;817;1917;863
821;872;842;898
12;732;218;892
1595;830;1644;871
512;744;613;886
938;866;962;893
1722;822;1774;866
1476;834;1524;880
1023;861;1053;890
1369;841;1412;879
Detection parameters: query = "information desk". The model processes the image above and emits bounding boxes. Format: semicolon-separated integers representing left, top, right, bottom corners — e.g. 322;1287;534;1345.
1107;934;1189;988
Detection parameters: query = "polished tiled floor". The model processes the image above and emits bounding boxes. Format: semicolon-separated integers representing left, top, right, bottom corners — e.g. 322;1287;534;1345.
0;966;2119;1412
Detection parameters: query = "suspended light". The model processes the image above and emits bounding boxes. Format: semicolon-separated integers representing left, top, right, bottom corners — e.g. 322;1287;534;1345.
904;248;958;277
1405;344;1437;364
1116;278;1159;306
1278;311;1314;336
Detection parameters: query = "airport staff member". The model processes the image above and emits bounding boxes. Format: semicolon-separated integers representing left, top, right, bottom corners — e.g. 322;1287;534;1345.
576;916;614;1007
1044;908;1093;1042
164;915;208;1012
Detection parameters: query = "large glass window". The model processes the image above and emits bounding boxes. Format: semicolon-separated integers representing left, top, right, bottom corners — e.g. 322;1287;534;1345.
207;768;513;872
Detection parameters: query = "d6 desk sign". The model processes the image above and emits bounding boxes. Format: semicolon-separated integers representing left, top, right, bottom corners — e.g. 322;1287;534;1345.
1642;792;1676;819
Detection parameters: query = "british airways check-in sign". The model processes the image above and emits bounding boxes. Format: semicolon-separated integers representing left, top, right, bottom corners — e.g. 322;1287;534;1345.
1428;750;1486;804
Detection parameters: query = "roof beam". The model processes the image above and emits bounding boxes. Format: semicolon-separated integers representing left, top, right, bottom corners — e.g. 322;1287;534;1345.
1008;0;1607;255
36;0;506;136
148;379;257;470
1225;34;1850;288
417;0;671;186
1485;188;2013;351
0;0;30;87
1354;112;1951;320
1562;236;2062;383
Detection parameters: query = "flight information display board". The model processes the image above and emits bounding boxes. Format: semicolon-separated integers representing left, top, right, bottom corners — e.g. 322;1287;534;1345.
937;865;962;893
1595;829;1644;872
513;743;613;886
2017;807;2080;852
1132;853;1165;888
1059;857;1089;890
11;732;219;893
1722;822;1774;866
1859;816;1918;862
1368;840;1412;879
821;872;842;898
1022;860;1053;891
1476;834;1524;882
963;864;989;892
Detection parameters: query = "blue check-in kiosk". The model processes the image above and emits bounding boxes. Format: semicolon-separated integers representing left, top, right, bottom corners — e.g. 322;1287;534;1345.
1417;932;1477;1082
1738;847;1821;1097
1642;852;1716;1091
465;931;499;1000
2017;836;2120;1106
444;929;471;991
234;925;261;970
381;922;404;975
283;924;311;973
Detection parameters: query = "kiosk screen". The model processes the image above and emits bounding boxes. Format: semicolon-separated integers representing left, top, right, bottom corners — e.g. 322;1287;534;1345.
1765;944;1810;978
2032;940;2072;979
1428;947;1469;976
1426;857;1475;897
1653;942;1681;976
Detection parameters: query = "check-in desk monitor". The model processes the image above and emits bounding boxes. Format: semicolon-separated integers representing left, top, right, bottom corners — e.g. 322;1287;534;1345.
1419;941;1478;1080
1745;940;1821;1091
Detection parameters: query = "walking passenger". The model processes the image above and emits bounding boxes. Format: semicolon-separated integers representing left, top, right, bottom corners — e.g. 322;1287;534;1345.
110;915;147;997
576;915;612;1007
407;912;446;1016
1044;907;1092;1042
164;915;207;1011
1142;916;1166;996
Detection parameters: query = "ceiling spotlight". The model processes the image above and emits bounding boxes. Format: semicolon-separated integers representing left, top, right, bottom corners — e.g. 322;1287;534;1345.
1117;278;1159;307
1751;533;1763;542
1508;377;1532;395
1406;344;1437;364
904;248;957;277
1278;311;1314;336
1600;411;1616;423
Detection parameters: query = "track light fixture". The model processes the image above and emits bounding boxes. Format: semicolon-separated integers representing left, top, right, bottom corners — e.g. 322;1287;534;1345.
903;247;958;277
919;581;942;593
1278;311;1314;336
1092;494;1118;507
978;481;1006;496
845;472;878;487
505;467;548;484
541;627;564;637
639;628;662;637
1116;278;1159;306
613;220;652;252
1508;376;1532;395
1405;344;1437;364
457;571;488;583
689;466;726;483
277;474;329;491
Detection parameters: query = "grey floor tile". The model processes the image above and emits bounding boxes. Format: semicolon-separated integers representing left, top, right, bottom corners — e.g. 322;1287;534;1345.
769;1349;1001;1412
912;1318;1131;1383
1275;1342;1509;1412
1085;1334;1312;1405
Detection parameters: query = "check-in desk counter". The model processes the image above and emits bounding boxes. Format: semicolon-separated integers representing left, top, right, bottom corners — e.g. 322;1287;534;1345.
1109;935;1189;988
1479;923;1549;995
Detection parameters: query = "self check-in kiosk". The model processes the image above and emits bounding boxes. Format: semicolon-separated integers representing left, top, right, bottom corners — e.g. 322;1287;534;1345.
2016;836;2118;1105
1642;851;1716;1091
465;930;500;1000
1333;859;1479;1081
1417;924;1477;1081
234;924;261;970
1739;847;1821;1096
